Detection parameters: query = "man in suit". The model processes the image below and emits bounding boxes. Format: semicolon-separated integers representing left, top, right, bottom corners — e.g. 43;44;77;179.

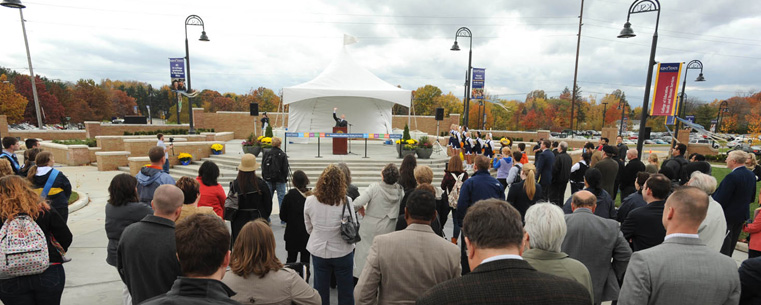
713;150;758;256
355;190;460;305
416;199;591;305
616;136;629;162
594;145;619;198
620;149;646;200
456;155;504;274
333;107;348;127
535;140;555;201
550;141;573;207
620;174;671;251
563;190;631;304
618;187;740;305
739;257;761;304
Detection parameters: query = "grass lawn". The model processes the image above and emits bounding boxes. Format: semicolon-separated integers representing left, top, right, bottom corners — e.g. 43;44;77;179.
68;191;79;205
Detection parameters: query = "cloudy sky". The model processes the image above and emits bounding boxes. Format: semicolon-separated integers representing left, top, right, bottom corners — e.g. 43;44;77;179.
1;0;759;105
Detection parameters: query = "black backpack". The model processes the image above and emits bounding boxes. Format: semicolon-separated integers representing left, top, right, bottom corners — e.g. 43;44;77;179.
511;163;523;185
262;150;283;182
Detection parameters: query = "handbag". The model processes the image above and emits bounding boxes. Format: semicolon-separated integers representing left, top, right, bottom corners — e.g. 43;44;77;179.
223;181;239;221
340;198;361;244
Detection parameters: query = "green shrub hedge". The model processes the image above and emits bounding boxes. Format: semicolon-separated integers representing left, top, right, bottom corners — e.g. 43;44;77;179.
52;139;97;147
123;128;215;136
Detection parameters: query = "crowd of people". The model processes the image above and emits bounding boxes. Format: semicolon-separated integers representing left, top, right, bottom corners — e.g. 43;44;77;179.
1;133;761;305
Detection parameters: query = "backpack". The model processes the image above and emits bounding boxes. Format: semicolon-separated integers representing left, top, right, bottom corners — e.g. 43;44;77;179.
0;215;50;277
262;150;283;182
511;163;523;185
448;173;465;209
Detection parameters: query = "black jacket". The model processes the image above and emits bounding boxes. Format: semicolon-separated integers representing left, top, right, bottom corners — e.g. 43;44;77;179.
535;149;555;188
551;151;572;186
616;191;647;223
594;158;619;199
506;181;542;221
416;259;591;305
620;200;666;251
682;161;712;182
30;169;72;211
712;166;757;224
333;112;348;127
141;277;238;305
105;202;153;267
621;158;646;191
230;178;272;245
739;257;761;304
117;215;182;305
280;188;310;252
262;147;289;183
562;187;617;220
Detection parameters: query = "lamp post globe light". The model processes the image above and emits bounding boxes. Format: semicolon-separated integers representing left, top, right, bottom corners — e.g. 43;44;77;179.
2;0;44;130
672;59;705;142
450;27;473;129
601;102;609;128
716;100;729;133
618;0;661;159
184;14;209;135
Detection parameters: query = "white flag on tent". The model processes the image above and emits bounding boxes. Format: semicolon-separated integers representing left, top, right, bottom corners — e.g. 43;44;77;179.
344;34;358;45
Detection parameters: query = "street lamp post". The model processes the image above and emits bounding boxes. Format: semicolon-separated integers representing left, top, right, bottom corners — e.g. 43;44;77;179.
618;0;661;160
673;60;705;141
184;14;209;135
601;102;609;128
618;101;628;136
2;0;43;129
716;100;729;133
450;27;473;129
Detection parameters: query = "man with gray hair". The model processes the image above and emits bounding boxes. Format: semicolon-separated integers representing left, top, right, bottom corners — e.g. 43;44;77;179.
118;184;185;304
686;171;727;252
712;150;757;256
550;141;572;207
522;202;594;300
620;148;645;200
562;190;631;304
618;187;741;305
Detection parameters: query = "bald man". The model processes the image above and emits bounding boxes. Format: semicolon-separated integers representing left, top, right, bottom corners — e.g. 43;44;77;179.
618;187;740;305
118;185;185;305
620;148;645;199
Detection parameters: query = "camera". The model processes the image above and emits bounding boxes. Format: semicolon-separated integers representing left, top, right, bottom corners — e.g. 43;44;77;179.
169;137;174;143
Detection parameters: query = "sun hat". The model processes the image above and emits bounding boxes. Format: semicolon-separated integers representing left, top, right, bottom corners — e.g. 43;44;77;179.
237;153;259;172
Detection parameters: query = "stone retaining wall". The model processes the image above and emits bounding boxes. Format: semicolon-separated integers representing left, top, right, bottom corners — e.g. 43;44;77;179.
39;142;90;166
96;151;130;171
123;141;226;174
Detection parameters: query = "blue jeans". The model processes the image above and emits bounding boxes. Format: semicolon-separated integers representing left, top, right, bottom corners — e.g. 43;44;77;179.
0;264;65;305
452;215;461;241
266;181;286;210
163;159;170;174
313;252;354;305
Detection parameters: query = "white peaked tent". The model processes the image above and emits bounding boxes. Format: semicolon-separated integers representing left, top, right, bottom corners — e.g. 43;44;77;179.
283;47;411;135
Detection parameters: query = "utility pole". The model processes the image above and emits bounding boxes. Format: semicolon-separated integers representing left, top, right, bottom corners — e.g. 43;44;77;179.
570;0;585;137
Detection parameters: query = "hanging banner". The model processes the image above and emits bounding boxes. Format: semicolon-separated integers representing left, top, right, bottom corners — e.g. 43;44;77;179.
169;58;186;92
650;62;682;116
710;120;718;133
471;68;485;100
666;116;676;125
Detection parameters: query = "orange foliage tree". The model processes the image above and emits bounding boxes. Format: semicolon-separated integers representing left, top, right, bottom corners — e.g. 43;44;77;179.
0;74;28;123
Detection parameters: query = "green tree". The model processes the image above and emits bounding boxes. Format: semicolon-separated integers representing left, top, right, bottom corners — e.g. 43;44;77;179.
411;85;442;115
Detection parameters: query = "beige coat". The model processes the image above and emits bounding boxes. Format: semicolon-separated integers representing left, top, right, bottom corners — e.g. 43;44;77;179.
177;204;216;223
354;224;460;305
222;268;320;305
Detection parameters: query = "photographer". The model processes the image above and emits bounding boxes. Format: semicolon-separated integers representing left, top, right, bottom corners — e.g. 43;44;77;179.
157;133;174;174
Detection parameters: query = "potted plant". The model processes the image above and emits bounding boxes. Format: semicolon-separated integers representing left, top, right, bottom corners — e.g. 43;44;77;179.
416;136;433;159
242;133;261;156
178;153;193;165
211;143;224;155
258;135;273;154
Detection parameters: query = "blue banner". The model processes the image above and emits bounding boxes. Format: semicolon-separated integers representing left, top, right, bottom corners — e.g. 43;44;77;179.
285;132;402;139
666;116;675;125
170;58;186;92
685;115;695;123
471;68;485;99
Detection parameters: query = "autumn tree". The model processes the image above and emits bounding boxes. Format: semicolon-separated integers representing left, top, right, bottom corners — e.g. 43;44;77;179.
14;75;65;125
72;79;110;121
250;87;281;113
110;89;138;117
0;74;28;123
411;85;443;116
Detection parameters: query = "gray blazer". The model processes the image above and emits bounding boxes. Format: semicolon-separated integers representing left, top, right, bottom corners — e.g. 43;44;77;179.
562;208;631;303
618;236;740;305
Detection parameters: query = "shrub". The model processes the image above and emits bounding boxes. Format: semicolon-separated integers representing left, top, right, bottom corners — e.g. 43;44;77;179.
265;125;273;138
418;136;432;149
403;124;411;141
123;128;214;136
53;138;97;147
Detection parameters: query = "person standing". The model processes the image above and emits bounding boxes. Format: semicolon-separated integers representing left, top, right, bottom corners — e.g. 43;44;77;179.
441;154;468;244
0;136;21;174
618;187;740;305
615;136;629;163
142;214;238;305
279;170;312;278
262;137;290;214
562;191;631;304
0;176;73;305
617;172;651;223
620;174;672;251
337;163;360;200
354;190;460;305
305;164;357;305
682;153;712;180
27;151;73;223
456;155;504;274
562;168;617;220
662;143;689;185
550;141;572;206
416;199;592;305
260;112;270;133
333;107;348;127
352;164;404;281
494;147;513;191
594;146;619;199
713;150;757;257
229;154;271;245
196;161;226;218
518;142;529;164
156;134;173;174
175;177;217;223
448;124;462;157
505;151;525;189
620;149;646;200
534;140;555;200
136;146;176;203
117;185;184;305
570;152;591;194
506;163;542;221
739;257;761;304
645;153;659;174
685;172;727;253
590;138;608;167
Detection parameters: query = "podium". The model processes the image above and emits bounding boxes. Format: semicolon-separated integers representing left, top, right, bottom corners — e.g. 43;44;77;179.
332;127;348;155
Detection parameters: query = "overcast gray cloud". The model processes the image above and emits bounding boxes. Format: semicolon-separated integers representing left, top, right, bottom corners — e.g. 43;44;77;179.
1;0;758;105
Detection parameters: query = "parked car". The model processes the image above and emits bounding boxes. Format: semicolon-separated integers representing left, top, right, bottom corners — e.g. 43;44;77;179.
730;144;761;156
644;140;655;144
655;139;668;145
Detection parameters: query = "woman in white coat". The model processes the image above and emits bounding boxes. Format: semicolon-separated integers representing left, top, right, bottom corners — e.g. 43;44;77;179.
352;163;404;280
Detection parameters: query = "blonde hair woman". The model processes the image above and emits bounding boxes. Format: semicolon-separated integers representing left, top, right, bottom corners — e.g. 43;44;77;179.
646;153;659;174
223;219;320;304
506;163;542;220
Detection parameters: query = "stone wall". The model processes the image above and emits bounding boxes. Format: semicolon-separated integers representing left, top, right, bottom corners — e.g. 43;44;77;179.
86;122;191;138
88;147;101;163
688;143;719;156
122;141;225;174
194;109;288;139
0;115;8;138
39;142;90;166
96;151;130;171
8;130;87;141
